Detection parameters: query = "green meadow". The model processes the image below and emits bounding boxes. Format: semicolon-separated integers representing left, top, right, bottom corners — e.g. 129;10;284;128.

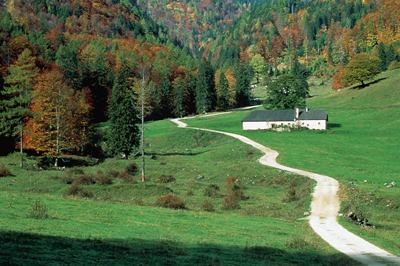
0;119;358;264
186;69;400;256
1;69;400;264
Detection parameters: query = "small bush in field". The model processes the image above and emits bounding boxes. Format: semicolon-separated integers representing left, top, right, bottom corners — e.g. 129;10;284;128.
0;164;12;177
60;171;75;184
225;176;244;199
70;167;84;175
221;195;240;210
204;184;220;197
73;174;96;185
156;174;176;183
186;188;194;196
65;183;93;198
155;194;186;209
95;170;113;185
118;171;137;183
283;187;297;202
107;170;120;178
201;199;215;212
134;196;144;206
28;199;49;219
125;162;138;175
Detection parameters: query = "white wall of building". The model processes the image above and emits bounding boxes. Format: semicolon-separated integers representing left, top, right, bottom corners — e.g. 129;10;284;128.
243;120;326;130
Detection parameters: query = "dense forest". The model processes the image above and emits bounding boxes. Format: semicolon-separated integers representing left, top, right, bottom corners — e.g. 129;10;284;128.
1;0;400;158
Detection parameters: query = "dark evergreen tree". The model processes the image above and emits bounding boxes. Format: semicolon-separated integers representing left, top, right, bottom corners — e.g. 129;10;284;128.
377;42;387;71
106;62;140;159
217;72;230;111
55;42;81;91
235;62;251;107
173;75;186;118
196;58;215;113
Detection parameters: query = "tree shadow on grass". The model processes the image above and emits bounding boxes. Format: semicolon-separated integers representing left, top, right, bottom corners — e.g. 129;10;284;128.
351;77;387;90
0;229;362;266
328;123;341;129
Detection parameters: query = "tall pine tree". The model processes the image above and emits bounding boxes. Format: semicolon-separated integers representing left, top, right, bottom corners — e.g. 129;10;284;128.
196;58;215;113
235;62;252;108
217;72;230;111
0;49;38;166
107;61;140;159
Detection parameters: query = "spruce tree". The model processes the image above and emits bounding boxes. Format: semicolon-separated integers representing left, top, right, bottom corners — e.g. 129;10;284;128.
196;58;215;113
217;72;230;111
0;49;38;166
235;63;251;108
107;62;140;159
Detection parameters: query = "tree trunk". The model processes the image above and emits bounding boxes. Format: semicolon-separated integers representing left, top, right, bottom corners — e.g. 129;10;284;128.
20;120;23;168
141;75;145;182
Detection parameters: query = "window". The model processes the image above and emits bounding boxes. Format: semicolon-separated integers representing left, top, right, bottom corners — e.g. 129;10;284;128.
318;122;320;125
302;122;304;125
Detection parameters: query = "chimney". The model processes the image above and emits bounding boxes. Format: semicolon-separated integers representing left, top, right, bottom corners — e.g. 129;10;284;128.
306;107;309;112
295;107;299;119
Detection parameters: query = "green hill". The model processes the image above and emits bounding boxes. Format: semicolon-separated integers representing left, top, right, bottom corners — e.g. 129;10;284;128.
185;68;400;256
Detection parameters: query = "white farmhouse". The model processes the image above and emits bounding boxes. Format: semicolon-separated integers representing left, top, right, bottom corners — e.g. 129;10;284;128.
242;108;328;130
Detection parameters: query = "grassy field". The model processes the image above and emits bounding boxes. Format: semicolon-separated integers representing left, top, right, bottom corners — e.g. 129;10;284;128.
0;118;360;264
184;69;400;256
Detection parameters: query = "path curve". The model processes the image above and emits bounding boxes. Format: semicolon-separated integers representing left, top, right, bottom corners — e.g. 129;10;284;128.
171;113;400;266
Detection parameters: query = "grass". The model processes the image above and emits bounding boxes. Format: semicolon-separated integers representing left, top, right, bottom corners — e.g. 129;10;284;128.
0;192;358;265
183;68;400;256
0;117;359;264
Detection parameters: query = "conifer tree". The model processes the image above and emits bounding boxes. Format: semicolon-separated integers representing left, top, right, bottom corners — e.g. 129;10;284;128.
173;75;187;118
0;49;38;166
107;62;140;159
235;62;251;107
196;58;215;113
217;72;230;111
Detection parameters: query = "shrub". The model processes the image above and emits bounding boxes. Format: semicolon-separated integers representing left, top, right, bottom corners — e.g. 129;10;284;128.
37;155;55;169
70;167;85;175
28;199;49;219
65;183;93;198
225;176;244;199
73;174;96;185
95;170;113;185
156;174;176;183
186;188;194;196
125;162;138;175
117;171;137;183
201;199;215;212
283;187;297;202
388;61;400;71
134;196;144;206
0;164;12;178
221;195;240;210
60;171;75;184
155;194;186;209
204;184;220;197
107;170;121;178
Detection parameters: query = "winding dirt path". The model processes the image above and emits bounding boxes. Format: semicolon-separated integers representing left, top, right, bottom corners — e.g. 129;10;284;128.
171;113;400;266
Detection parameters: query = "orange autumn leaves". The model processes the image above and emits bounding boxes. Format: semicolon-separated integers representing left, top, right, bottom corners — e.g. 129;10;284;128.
25;68;91;155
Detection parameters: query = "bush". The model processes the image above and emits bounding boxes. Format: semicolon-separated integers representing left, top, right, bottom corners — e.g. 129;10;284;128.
388;61;400;71
125;162;138;175
221;195;240;210
28;199;49;219
225;176;244;199
95;170;113;185
201;199;215;212
204;184;220;197
37;155;55;169
155;194;186;209
134;196;144;206
186;188;194;196
117;171;137;183
0;164;12;177
65;183;93;198
73;174;96;185
283;187;298;202
60;171;75;184
156;174;176;183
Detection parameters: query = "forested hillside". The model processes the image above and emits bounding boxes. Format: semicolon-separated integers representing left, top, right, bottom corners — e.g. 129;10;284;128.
206;0;400;80
1;0;400;158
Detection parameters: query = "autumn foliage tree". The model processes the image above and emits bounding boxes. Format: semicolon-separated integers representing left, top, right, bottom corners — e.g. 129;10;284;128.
25;68;90;166
341;54;380;87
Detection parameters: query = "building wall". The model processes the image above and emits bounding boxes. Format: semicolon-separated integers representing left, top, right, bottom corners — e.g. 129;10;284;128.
243;120;327;130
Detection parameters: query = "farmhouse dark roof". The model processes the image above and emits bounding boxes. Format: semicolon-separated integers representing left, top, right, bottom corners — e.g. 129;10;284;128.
241;109;328;122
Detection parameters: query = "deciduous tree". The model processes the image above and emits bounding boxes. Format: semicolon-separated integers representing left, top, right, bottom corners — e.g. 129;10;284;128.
263;74;306;110
341;53;380;86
